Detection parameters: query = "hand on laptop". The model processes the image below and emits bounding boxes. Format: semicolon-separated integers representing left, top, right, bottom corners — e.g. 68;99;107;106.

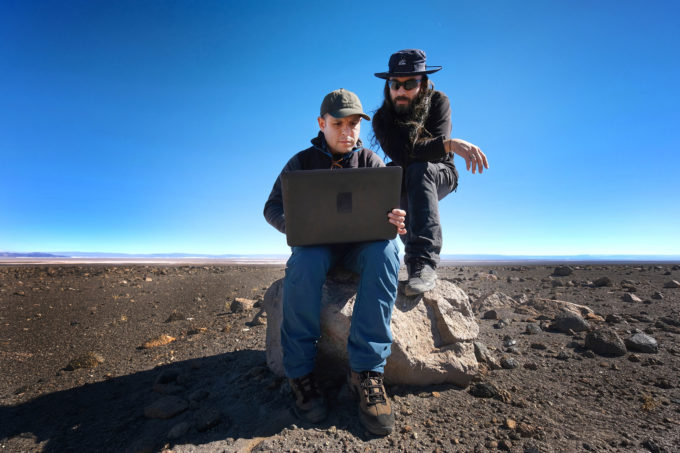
388;209;407;235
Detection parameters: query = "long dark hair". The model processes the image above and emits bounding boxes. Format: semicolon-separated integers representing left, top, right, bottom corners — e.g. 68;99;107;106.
371;76;434;157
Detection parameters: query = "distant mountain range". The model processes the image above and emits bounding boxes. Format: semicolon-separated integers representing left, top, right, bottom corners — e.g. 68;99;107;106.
1;252;68;258
1;251;679;262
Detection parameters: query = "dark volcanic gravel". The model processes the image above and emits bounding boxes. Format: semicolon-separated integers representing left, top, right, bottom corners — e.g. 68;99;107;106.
1;263;679;452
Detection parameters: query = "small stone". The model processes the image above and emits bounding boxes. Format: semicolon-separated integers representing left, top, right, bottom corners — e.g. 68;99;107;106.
625;333;658;353
165;311;186;323
230;297;257;312
628;354;641;362
651;291;664;300
189;390;210;402
530;342;547;350
469;382;499;398
140;334;176;349
553;311;590;333
64;352;104;371
474;341;502;370
145;277;153;282
155;369;180;385
663;280;680;288
194;406;221;431
605;314;623;324
499;439;513;451
552;266;573;277
505;418;517;429
483;309;499;320
593;276;613;287
168;421;190;439
501;357;519;369
585;327;627;357
622;293;642;303
144;396;188;419
525;323;542;335
523;362;538;370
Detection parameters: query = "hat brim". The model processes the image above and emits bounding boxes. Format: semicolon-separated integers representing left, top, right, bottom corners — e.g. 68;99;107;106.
327;109;371;121
374;66;442;79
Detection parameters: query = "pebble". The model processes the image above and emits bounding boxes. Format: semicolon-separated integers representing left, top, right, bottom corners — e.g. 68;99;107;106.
501;356;519;369
552;266;573;277
469;382;499;398
553;312;590;333
625;333;659;353
140;334;176;349
525;323;542;335
585;327;627;357
593;276;613;287
144;396;188;419
64;352;104;371
622;293;642;303
167;421;191;439
194;406;222;431
605;314;623;324
663;280;680;288
164;311;186;323
474;342;501;370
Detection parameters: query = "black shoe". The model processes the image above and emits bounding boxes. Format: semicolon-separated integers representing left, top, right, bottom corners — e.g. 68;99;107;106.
348;371;395;435
289;373;328;423
404;260;437;296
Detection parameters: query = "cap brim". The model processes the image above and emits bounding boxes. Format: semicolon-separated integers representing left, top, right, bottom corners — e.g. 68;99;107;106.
327;109;371;121
374;66;442;79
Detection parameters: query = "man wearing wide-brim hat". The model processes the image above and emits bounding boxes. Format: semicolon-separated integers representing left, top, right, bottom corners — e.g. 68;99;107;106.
372;49;489;295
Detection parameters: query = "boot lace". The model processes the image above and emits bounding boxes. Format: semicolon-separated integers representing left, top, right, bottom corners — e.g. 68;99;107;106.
360;371;387;406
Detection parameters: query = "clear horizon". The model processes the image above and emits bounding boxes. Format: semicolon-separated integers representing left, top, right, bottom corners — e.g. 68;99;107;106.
2;1;679;256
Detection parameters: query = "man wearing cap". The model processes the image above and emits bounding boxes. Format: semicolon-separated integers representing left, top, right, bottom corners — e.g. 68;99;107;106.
372;49;489;295
264;88;405;435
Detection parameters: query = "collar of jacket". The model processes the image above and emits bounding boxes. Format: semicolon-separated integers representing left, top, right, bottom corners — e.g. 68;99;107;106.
311;132;363;162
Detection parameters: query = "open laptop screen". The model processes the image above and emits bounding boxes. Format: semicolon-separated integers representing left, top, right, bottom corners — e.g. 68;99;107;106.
281;166;402;247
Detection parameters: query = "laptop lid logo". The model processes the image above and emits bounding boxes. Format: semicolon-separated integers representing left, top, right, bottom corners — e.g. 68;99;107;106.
337;192;352;213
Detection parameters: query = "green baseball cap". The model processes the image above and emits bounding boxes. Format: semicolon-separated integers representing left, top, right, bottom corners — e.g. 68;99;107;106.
320;89;371;121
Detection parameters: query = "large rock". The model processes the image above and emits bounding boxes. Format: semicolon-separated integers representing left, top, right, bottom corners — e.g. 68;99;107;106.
585;327;627;357
263;276;478;387
471;292;518;315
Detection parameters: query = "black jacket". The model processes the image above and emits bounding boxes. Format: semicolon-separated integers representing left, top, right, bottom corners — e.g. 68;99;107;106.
373;90;456;173
263;132;384;234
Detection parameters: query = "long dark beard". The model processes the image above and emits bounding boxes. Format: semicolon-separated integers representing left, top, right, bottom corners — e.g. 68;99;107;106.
371;80;434;156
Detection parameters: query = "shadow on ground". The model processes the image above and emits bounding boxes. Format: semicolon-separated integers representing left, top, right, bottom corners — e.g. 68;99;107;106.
1;350;302;452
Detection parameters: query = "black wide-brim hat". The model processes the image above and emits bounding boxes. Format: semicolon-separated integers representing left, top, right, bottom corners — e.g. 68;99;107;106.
374;49;442;79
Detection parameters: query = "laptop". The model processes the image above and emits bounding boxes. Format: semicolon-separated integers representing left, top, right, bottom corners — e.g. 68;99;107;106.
281;166;402;247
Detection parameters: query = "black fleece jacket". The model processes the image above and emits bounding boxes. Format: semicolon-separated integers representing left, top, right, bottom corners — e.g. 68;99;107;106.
373;90;456;173
263;132;384;234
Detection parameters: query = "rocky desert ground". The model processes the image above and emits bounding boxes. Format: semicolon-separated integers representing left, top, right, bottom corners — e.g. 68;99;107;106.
1;262;679;452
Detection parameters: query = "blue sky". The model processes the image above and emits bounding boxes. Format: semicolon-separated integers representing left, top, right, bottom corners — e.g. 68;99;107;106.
1;0;679;256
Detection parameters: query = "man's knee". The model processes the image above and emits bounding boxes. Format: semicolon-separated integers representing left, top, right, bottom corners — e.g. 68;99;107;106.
360;240;400;271
405;161;437;184
286;246;332;280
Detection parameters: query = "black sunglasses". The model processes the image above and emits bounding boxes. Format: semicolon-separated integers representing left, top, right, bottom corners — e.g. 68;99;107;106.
388;78;422;91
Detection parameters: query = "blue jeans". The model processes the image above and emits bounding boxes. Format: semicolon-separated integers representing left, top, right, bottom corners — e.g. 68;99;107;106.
281;239;400;379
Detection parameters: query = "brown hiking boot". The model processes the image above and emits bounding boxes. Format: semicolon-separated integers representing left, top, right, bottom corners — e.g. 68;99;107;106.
289;373;328;423
348;370;395;435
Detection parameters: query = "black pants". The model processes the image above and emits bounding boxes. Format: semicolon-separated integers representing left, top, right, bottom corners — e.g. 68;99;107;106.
400;161;458;268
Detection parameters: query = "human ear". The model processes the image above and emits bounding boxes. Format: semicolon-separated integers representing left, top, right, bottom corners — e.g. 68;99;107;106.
317;116;325;131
